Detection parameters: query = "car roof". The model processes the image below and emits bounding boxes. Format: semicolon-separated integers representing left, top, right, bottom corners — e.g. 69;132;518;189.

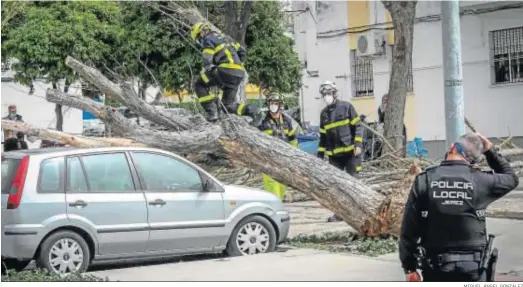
2;146;171;158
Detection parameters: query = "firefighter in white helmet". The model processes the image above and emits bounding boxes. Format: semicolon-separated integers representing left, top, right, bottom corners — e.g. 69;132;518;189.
317;80;364;222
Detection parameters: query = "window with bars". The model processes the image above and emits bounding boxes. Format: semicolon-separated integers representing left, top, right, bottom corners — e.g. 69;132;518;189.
490;26;523;85
351;50;374;97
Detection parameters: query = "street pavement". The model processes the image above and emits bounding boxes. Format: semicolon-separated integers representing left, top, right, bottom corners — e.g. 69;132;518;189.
90;218;523;281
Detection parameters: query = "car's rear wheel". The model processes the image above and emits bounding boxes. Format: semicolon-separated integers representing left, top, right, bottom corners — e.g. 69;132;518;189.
226;215;277;257
36;231;90;275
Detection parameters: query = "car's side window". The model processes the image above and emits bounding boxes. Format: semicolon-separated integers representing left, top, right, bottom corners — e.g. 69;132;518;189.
131;152;202;192
38;157;64;193
66;157;89;193
81;153;135;193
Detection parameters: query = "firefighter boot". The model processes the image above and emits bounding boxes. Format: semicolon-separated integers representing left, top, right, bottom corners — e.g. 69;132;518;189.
202;101;219;123
243;104;265;128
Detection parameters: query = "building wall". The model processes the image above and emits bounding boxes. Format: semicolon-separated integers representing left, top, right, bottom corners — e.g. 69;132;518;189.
294;0;523;153
1;78;83;149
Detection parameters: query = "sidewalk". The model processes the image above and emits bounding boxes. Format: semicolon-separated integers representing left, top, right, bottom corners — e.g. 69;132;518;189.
90;248;523;281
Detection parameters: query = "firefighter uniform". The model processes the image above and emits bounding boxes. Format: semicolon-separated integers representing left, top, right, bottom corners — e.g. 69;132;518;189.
317;101;364;175
192;26;259;122
260;113;298;201
399;147;519;282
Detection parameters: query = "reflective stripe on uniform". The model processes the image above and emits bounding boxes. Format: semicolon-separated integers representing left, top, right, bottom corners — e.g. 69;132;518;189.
354;136;363;143
264;130;273;135
233;42;240;50
289;139;298;148
324;119;349;131
350;117;360;125
285;128;297;136
203;49;215;55
201;72;209;83
219;62;244;70
224;48;234;64
317;147;326;152
237;102;246;116
198;94;215;103
326;145;354;156
356;166;362;172
319;128;326;134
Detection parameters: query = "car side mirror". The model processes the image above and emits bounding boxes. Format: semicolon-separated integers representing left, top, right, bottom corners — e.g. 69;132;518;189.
203;179;214;192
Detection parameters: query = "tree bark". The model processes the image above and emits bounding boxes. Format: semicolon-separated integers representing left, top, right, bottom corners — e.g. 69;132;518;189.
44;56;523;236
52;82;64;131
65;56;195;131
45;57;395;235
381;1;417;154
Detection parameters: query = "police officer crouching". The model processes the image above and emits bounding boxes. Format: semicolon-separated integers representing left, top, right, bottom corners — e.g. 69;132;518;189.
399;132;519;282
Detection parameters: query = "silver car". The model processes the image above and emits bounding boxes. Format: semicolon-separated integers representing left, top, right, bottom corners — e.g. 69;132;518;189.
1;147;290;274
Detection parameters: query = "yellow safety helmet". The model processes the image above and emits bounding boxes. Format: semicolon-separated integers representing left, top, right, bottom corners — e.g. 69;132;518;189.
190;22;211;41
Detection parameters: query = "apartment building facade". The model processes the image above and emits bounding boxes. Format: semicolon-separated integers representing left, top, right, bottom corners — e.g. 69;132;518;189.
292;0;523;155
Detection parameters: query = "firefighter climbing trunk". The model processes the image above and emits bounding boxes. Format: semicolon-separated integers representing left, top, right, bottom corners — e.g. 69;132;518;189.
194;69;220;122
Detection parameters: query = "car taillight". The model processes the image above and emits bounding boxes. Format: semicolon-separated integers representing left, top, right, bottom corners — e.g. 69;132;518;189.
7;156;30;209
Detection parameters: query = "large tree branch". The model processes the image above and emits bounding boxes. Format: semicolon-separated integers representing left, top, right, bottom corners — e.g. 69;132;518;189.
45;89;221;155
1;120;147;148
65;56;195;131
237;1;253;46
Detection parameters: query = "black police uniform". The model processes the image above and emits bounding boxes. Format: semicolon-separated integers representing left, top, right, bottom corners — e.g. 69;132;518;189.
399;148;519;282
317;100;364;175
194;32;259;121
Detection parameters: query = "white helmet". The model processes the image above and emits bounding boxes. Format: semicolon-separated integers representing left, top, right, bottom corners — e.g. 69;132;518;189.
319;80;338;95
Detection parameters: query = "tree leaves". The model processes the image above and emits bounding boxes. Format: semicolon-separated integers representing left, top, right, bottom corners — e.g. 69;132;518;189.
2;2;123;85
2;1;302;97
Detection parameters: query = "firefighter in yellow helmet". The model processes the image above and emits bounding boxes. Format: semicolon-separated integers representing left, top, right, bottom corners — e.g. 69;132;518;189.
190;22;263;126
259;93;298;201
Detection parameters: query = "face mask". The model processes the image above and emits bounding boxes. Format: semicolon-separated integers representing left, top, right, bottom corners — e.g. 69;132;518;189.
323;95;334;105
269;104;280;113
8;113;16;120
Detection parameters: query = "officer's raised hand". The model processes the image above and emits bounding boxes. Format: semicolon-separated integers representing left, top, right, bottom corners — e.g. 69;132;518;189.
476;133;493;152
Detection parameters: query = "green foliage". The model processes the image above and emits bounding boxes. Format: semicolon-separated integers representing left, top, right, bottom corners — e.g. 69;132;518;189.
286;232;398;257
1;269;108;282
2;1;123;85
118;2;200;93
2;1;302;96
244;1;302;93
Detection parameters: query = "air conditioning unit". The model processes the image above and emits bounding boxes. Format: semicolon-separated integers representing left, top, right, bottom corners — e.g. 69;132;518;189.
356;30;387;58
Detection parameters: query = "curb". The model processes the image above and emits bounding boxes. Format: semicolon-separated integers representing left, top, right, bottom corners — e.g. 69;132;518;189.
496;274;523;282
486;210;523;220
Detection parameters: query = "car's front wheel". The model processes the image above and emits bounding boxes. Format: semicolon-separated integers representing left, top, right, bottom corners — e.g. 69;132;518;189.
36;230;90;275
226;215;277;257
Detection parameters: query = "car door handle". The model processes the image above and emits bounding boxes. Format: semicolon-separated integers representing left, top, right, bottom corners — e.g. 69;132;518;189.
149;199;166;206
69;200;88;208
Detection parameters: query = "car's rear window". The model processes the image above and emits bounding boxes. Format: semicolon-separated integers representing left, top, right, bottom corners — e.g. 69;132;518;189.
1;158;21;194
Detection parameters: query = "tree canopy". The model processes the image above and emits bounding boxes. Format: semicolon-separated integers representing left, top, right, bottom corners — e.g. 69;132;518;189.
2;1;123;86
2;1;302;98
244;1;302;94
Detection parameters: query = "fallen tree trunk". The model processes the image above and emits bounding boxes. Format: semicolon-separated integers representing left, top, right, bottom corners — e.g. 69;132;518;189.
37;56;394;236
23;55;521;237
